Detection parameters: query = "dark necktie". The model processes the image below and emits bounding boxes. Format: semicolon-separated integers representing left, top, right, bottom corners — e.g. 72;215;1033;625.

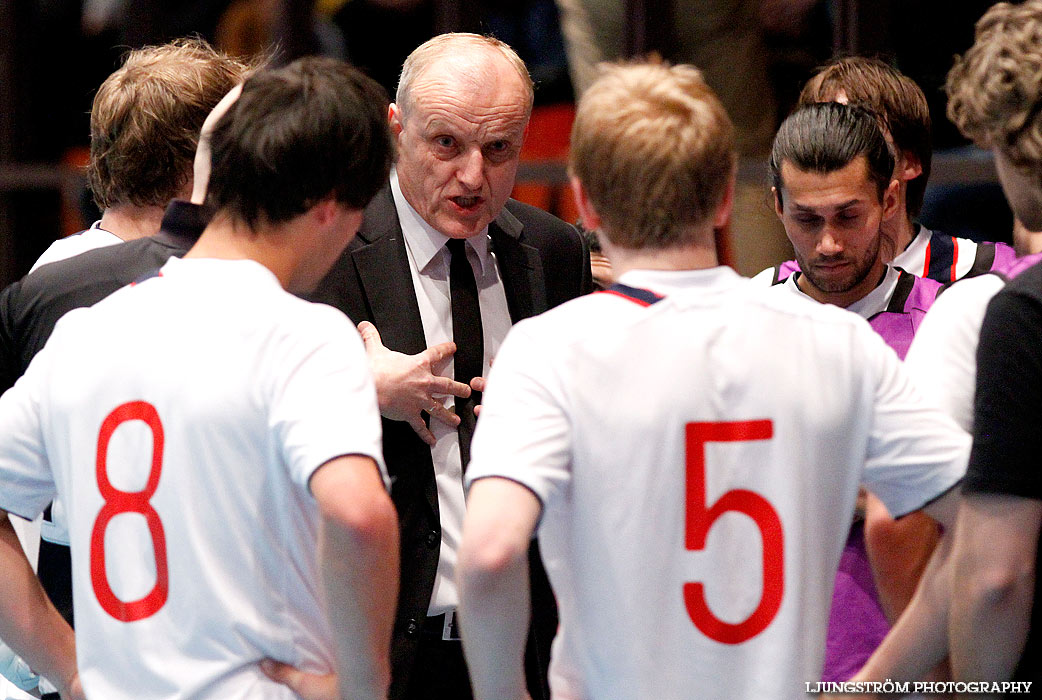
446;238;483;471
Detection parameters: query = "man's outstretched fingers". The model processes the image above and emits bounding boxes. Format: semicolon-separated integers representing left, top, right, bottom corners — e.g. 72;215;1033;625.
408;414;438;446
357;320;383;352
431;374;471;400
428;401;461;428
421;339;458;367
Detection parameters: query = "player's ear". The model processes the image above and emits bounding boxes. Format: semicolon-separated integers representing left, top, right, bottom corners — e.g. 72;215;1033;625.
773;187;784;218
713;174;736;230
388;103;404;140
882;178;901;221
570;177;602;232
898;150;922;182
311;197;340;226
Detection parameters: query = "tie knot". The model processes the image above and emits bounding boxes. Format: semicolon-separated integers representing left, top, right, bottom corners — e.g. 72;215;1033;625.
446;238;468;258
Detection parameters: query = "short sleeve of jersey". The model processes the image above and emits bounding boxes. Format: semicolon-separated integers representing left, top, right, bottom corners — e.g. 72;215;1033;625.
904;275;1004;432
269;305;388;492
965;287;1042;499
859;326;971;517
466;318;572;512
0;341;56;520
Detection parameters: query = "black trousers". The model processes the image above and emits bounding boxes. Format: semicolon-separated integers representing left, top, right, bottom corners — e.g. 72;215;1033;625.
403;620;473;700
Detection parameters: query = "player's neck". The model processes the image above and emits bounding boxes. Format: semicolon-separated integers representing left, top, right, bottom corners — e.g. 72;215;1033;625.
186;213;300;290
1014;221;1042;256
606;243;719;277
98;204;167;242
881;208;916;255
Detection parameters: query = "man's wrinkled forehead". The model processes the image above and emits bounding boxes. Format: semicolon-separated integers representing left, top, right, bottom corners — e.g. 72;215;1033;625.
419;112;528;144
401;50;530;118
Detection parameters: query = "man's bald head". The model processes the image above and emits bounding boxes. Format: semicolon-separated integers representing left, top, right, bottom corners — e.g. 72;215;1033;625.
395;33;534;123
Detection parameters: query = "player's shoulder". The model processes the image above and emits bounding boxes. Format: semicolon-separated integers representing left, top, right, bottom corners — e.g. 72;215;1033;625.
522;268;869;340
37;303;99;360
943;229;1014;256
710;267;858;323
252;297;365;380
2;238;174;357
723;277;891;361
734;275;873;329
504;280;663;352
908;272;1005;364
998;254;1042;299
30;227;121;270
19;237;173;306
993;250;1042;282
894;267;943;313
935;270;1006;309
750;259;800;286
249;283;361;353
933;229;1017;279
280;294;356;332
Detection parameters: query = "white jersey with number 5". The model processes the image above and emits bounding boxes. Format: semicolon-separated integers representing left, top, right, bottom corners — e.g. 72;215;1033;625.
0;257;387;700
466;266;968;700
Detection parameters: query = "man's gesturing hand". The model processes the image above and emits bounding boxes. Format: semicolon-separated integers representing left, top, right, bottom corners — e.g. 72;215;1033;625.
358;321;471;445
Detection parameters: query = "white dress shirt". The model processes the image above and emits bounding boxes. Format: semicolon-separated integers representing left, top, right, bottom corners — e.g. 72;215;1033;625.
390;169;512;614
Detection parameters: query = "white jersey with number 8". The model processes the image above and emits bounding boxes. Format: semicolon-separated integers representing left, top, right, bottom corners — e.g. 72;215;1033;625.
0;257;386;699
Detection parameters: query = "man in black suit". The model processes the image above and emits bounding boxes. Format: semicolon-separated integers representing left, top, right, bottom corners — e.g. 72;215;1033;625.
307;32;590;700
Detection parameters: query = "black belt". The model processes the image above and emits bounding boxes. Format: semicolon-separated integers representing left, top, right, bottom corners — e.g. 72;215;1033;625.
423;611;461;641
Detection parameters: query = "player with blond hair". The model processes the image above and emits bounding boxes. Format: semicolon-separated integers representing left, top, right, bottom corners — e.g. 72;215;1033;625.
457;61;968;700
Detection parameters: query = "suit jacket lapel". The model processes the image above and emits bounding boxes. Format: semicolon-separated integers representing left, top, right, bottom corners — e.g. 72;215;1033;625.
490;206;547;322
352;187;428;355
353;187;439;516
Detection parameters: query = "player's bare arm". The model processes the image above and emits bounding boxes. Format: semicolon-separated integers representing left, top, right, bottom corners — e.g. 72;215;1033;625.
458;477;541;700
310;454;399;700
851;487;960;685
357;320;471;445
0;513;83;700
950;493;1042;689
864;496;940;624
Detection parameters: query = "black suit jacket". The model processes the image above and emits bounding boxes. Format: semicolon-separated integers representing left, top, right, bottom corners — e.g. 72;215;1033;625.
310;185;591;699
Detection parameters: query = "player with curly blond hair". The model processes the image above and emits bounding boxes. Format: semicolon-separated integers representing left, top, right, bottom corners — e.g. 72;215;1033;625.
947;0;1042;232
935;0;1042;689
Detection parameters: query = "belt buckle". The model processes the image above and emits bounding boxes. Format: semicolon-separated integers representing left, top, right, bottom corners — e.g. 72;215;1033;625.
442;610;461;641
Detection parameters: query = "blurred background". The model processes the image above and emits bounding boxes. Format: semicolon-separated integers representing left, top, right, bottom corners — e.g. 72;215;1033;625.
0;0;1008;286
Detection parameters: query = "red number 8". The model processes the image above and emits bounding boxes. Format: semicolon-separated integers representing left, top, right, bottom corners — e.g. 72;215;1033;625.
684;420;783;644
90;401;169;622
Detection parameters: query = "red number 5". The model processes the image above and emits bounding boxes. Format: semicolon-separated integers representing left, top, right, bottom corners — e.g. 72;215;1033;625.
684;420;782;644
90;401;169;622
